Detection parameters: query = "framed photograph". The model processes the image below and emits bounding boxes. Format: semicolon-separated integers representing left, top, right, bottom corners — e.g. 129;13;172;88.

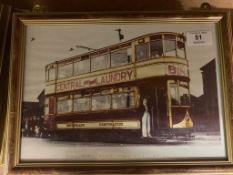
6;11;233;173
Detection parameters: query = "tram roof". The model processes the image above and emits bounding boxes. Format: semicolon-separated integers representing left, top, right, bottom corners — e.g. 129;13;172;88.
46;32;185;67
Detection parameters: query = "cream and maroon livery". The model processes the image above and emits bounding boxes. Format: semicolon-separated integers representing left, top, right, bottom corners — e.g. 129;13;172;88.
44;32;193;140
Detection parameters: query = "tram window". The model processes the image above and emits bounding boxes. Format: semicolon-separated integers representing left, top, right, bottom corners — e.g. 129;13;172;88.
73;97;90;112
164;34;176;57
74;58;90;75
135;43;149;61
111;48;131;67
91;95;111;111
177;37;185;58
170;84;179;105
91;54;110;71
44;98;49;115
49;97;56;114
151;40;163;58
112;93;128;109
179;86;190;105
57;63;73;79
112;89;135;109
170;82;190;106
57;96;72;114
46;67;55;81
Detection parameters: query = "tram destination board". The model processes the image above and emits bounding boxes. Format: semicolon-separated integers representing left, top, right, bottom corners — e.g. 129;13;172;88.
6;11;233;171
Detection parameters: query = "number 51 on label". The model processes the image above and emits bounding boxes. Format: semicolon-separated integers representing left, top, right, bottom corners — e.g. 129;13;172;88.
186;31;212;46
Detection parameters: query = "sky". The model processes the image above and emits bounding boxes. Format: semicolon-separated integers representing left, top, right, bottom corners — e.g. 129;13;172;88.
23;22;219;102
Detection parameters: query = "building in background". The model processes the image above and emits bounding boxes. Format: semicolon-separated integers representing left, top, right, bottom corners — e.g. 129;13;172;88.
22;90;45;137
200;59;219;131
192;59;220;132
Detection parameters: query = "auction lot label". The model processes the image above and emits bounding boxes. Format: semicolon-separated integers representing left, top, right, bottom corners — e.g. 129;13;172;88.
186;31;212;46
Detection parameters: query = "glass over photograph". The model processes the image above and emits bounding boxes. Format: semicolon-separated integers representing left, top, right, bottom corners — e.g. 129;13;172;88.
20;21;226;161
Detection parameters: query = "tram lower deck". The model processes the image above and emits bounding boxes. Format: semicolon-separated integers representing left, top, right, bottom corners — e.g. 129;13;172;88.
44;80;194;142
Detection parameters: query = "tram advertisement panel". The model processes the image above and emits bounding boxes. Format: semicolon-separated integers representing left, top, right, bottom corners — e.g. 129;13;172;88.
11;14;231;165
55;68;136;93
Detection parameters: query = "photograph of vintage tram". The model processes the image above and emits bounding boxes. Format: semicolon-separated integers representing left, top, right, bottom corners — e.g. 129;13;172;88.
43;32;193;142
20;22;226;161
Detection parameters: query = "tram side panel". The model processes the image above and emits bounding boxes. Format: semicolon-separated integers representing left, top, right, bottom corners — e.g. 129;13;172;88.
43;87;143;142
44;110;142;142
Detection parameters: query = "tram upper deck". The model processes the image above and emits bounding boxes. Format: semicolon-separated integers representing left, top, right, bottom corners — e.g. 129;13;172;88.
45;32;189;95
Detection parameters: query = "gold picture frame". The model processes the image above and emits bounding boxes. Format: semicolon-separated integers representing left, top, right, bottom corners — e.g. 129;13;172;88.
5;11;233;174
0;3;12;163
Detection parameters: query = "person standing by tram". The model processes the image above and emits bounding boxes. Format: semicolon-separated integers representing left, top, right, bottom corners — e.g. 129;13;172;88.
142;98;152;138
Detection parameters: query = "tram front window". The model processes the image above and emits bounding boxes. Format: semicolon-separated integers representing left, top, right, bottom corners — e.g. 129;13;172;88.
46;67;55;81
150;35;163;58
170;84;179;105
169;81;190;106
179;86;190;105
151;40;163;58
136;43;149;61
177;36;185;58
164;34;176;57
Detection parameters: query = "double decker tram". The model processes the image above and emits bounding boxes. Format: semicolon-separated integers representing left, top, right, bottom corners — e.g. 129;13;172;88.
44;32;194;142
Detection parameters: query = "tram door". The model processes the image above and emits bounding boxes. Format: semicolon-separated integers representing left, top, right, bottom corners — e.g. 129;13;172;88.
141;87;167;136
